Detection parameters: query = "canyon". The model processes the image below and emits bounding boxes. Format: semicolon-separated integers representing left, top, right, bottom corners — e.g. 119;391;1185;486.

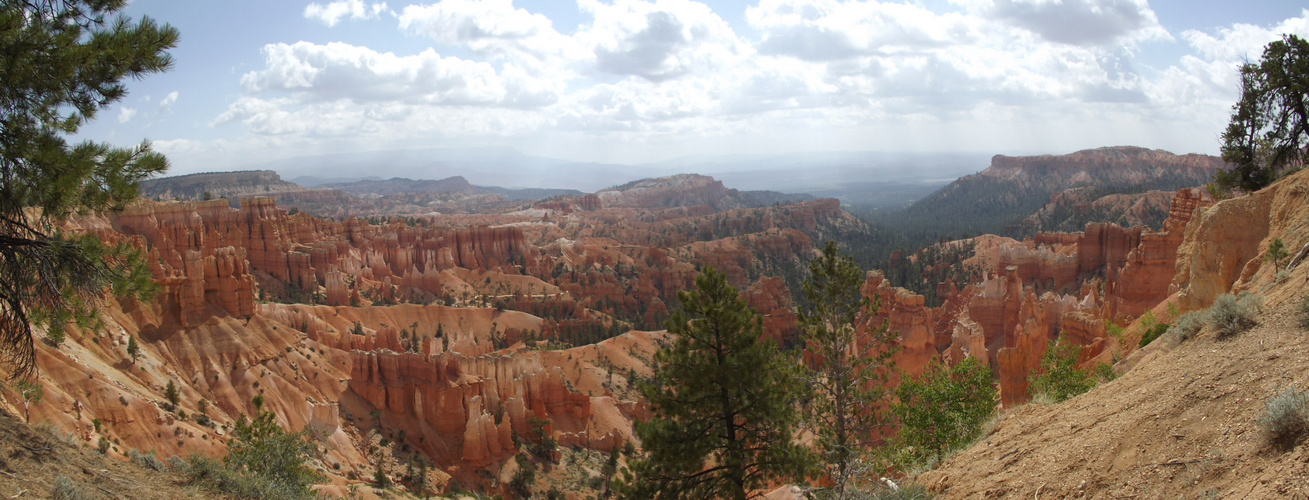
4;147;1279;498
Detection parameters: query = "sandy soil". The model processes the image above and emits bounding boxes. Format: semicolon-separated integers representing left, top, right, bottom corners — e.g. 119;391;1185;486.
921;278;1309;499
0;411;220;499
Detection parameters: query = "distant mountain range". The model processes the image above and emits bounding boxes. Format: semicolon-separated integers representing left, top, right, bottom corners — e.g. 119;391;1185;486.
224;147;987;207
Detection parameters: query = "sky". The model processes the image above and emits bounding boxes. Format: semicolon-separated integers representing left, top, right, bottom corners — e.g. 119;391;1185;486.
78;0;1309;176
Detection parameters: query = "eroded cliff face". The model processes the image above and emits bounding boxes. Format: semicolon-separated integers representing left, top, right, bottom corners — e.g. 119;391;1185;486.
16;190;847;495
896;188;1214;406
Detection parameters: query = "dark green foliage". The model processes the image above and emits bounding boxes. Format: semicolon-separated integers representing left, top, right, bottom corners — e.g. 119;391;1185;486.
0;0;176;378
126;335;140;364
405;455;431;498
1217;35;1309;193
509;454;535;499
188;410;320;499
1029;337;1095;404
42;326;65;348
373;461;391;489
1267;238;1290;271
620;267;813;500
1258;386;1309;451
1139;322;1171;348
164;379;179;410
801;241;896;498
891;357;996;466
527;417;557;461
1093;363;1117;383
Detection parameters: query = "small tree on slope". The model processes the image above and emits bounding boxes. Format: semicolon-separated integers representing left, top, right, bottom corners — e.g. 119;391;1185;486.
800;241;896;499
620;267;813;499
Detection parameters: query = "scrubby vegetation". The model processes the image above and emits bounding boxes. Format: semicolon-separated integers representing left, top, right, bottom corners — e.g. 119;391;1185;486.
50;475;88;500
1299;295;1309;331
1207;292;1262;339
1138;311;1171;347
1168;311;1205;343
1258;386;1309;451
1029;337;1096;404
184;409;320;499
889;357;996;467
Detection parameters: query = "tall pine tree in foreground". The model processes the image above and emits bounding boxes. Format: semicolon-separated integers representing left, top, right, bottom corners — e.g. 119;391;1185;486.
621;267;812;500
0;1;174;377
801;241;896;499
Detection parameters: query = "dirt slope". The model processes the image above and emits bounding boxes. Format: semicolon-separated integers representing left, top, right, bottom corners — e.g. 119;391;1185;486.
921;258;1309;499
0;411;218;499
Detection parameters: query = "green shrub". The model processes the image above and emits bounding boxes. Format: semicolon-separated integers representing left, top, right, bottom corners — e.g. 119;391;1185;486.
891;357;996;466
1139;321;1171;348
1168;312;1204;343
1029;337;1095;404
187;410;320;500
1093;363;1117;383
1258;386;1309;451
1207;292;1262;339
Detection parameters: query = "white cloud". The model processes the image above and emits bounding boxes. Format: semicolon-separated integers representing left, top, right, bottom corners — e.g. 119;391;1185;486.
576;0;749;82
118;106;138;123
204;2;1309;163
747;0;975;60
304;0;390;27
158;91;179;112
398;0;580;62
987;0;1171;46
236;42;565;109
1145;11;1309;122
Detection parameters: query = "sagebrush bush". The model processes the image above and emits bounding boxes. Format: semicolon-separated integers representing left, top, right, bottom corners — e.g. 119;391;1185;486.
1207;292;1262;339
50;475;88;500
128;449;169;472
1258;386;1309;451
1168;311;1204;343
1299;295;1309;331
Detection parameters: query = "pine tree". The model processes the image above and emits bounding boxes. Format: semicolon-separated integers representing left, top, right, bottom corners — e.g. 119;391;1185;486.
1267;238;1289;272
1217;34;1309;192
620;267;813;500
800;241;896;499
0;0;176;378
126;336;140;365
164;379;179;410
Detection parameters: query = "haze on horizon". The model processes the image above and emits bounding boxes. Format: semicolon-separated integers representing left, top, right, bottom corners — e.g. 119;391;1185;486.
77;0;1309;186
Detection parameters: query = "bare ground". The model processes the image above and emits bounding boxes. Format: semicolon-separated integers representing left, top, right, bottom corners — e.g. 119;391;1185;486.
921;284;1309;499
0;410;221;499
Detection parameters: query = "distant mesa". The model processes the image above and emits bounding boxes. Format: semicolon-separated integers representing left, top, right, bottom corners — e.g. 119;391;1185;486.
548;173;815;212
139;170;308;203
896;146;1224;238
